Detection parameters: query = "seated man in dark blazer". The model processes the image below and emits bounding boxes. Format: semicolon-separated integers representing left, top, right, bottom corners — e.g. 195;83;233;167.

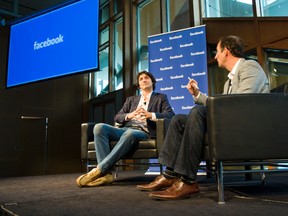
137;35;270;200
76;70;175;187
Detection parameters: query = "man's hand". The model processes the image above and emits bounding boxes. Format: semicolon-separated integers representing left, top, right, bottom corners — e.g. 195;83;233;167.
127;106;151;120
186;78;200;97
138;108;152;120
127;107;141;120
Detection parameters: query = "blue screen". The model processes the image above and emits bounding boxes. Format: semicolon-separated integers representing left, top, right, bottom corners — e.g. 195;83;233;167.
6;0;99;88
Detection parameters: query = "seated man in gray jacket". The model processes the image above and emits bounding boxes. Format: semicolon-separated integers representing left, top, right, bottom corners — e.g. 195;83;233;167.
137;35;270;200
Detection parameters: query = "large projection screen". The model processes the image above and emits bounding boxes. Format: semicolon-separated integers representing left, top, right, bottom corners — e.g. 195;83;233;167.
6;0;99;88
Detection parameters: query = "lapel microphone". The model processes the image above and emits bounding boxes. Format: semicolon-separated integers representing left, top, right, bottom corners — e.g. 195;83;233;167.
227;79;232;94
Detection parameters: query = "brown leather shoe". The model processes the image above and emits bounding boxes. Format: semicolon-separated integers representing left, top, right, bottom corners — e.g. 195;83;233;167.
149;180;199;200
137;175;178;192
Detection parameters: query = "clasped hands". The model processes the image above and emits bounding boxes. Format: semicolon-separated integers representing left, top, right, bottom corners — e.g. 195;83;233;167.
127;106;151;121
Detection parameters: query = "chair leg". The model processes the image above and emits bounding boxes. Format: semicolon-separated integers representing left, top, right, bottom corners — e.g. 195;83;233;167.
160;164;163;174
205;160;213;179
216;161;225;204
260;164;266;185
114;166;119;178
86;160;97;172
86;160;89;173
245;164;253;181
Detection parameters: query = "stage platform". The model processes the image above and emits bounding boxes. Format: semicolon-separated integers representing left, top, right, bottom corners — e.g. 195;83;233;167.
1;170;288;216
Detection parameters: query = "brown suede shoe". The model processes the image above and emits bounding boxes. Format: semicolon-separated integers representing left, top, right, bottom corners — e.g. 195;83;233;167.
86;174;113;187
136;175;178;192
149;180;199;200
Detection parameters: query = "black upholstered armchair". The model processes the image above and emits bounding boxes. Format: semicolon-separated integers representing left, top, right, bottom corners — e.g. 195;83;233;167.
204;83;288;204
80;118;171;174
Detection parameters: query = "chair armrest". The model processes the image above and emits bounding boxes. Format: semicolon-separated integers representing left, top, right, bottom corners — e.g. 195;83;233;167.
81;122;96;160
206;93;288;162
156;118;171;154
270;82;288;93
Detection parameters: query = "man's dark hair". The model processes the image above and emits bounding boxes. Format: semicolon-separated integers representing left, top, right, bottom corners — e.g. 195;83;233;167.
218;35;245;58
136;70;156;91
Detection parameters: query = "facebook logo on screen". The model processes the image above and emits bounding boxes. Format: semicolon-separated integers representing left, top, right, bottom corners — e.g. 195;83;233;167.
7;0;99;88
33;34;64;50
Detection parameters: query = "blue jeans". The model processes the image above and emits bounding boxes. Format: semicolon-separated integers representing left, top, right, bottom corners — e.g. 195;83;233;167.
158;105;207;179
93;123;149;173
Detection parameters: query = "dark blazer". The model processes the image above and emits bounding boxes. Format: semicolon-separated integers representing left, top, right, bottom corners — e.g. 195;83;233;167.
114;92;175;137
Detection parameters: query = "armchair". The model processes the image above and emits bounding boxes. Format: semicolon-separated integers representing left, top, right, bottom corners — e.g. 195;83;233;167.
80;118;171;175
205;90;288;204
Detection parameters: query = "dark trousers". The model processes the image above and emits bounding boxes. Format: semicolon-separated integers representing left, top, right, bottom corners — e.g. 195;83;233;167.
158;105;207;179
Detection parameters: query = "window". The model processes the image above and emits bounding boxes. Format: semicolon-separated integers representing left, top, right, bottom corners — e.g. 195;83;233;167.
89;0;124;98
100;1;110;24
266;49;288;88
90;27;109;97
202;0;288;18
114;0;123;15
201;0;253;18
137;0;161;72
99;26;109;46
259;0;288;17
113;18;123;91
166;0;190;31
97;47;110;95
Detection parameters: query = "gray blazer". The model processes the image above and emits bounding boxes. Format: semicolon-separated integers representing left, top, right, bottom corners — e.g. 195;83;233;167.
195;58;270;106
114;92;175;137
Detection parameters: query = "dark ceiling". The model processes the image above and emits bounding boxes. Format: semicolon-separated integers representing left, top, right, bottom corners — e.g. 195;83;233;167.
0;0;70;25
